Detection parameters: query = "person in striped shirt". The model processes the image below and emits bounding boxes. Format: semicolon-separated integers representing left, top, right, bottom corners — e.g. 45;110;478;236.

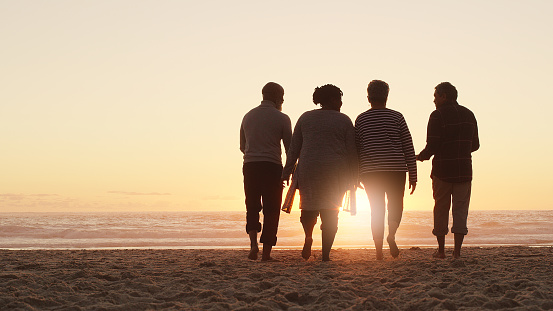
355;80;417;260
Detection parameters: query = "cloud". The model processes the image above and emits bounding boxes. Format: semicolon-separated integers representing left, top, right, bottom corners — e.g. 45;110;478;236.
107;191;172;196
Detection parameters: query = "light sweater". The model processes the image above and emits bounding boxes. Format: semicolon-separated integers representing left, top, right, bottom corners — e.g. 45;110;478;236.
282;109;358;210
240;100;292;165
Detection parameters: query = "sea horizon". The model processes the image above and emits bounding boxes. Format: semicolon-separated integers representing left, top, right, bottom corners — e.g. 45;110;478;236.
1;210;553;250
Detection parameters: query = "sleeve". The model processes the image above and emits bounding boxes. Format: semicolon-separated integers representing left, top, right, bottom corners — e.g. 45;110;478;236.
354;116;362;160
471;115;480;152
239;120;246;154
282;117;303;180
346;118;359;185
282;115;293;154
399;116;417;182
418;110;442;161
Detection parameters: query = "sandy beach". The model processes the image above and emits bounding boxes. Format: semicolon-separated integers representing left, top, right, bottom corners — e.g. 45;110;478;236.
1;247;552;310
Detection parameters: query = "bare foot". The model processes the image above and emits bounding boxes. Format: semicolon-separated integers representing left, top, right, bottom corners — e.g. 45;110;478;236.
248;245;259;260
322;256;331;262
387;236;400;258
302;237;313;260
432;251;446;259
376;249;384;261
453;250;461;259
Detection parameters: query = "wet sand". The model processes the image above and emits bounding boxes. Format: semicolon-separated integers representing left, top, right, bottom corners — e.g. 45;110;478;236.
1;246;553;310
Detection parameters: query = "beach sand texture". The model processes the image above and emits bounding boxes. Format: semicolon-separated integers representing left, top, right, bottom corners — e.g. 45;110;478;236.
1;247;553;310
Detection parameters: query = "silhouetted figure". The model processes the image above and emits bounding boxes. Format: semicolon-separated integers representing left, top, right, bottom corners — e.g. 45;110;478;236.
355;80;417;260
417;82;479;259
240;82;292;261
282;84;358;262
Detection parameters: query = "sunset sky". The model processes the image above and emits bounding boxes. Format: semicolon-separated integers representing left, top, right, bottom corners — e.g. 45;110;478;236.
1;1;552;212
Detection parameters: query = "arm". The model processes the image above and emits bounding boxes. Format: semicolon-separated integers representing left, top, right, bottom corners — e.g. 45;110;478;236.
398;117;417;194
346;121;359;188
417;111;442;161
239;123;246;154
282;119;302;184
282;115;293;155
471;117;480;152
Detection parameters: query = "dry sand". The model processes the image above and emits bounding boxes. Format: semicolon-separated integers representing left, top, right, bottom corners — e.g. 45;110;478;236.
1;246;553;310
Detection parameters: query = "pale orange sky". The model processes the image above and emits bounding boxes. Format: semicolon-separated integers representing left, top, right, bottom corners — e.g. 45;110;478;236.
1;1;552;212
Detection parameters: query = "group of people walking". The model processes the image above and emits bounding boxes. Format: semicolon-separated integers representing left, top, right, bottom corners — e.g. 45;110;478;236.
240;81;479;262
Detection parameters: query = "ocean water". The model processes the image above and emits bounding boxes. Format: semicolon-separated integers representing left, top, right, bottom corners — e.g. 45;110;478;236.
1;210;552;250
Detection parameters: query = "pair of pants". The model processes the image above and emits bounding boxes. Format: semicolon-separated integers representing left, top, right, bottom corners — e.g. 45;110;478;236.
432;177;472;236
300;209;339;233
243;161;283;246
361;172;406;242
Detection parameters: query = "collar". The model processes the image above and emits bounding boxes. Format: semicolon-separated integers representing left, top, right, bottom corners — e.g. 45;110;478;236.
260;100;278;108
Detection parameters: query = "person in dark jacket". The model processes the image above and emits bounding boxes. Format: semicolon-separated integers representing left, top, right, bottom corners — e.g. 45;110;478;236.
417;82;480;259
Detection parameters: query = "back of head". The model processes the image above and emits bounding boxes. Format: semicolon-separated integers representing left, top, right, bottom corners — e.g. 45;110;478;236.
367;80;389;104
312;84;343;107
435;82;458;102
262;82;284;102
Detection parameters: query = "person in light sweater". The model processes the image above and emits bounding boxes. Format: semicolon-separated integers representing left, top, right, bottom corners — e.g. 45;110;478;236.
240;82;292;261
282;84;358;262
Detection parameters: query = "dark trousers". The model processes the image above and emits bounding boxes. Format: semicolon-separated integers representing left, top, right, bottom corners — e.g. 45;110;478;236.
361;171;406;242
243;161;283;246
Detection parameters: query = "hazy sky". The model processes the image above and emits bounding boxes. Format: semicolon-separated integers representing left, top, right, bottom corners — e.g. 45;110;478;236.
1;1;552;212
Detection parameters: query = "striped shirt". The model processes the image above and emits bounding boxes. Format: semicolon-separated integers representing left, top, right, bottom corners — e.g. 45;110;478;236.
355;108;417;182
417;101;479;183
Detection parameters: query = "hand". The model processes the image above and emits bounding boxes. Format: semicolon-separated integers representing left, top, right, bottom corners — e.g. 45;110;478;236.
409;181;417;195
281;178;289;187
416;154;425;162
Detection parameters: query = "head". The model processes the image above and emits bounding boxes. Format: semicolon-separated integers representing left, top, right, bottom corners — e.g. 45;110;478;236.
262;82;285;110
367;80;389;107
434;82;457;107
312;84;343;111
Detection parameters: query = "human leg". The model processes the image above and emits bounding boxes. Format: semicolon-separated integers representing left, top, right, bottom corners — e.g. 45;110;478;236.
259;163;283;261
320;209;339;261
451;181;471;258
432;177;452;258
300;210;318;260
243;163;263;260
362;173;386;260
385;172;406;258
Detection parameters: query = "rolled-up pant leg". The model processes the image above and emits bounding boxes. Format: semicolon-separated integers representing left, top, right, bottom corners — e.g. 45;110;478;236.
451;181;471;235
243;162;283;246
244;163;262;233
432;177;452;236
259;163;283;246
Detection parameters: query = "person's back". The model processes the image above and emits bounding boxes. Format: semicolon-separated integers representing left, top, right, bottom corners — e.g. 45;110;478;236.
241;102;291;165
295;109;353;164
240;82;292;262
355;108;417;181
354;80;416;260
426;103;479;183
417;81;480;259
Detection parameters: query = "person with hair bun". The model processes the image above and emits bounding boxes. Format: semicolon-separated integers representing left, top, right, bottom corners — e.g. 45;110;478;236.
282;84;358;261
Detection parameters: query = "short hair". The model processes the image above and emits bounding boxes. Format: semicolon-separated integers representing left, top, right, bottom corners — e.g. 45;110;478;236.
367;80;389;104
262;82;284;100
435;82;458;101
312;84;343;106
